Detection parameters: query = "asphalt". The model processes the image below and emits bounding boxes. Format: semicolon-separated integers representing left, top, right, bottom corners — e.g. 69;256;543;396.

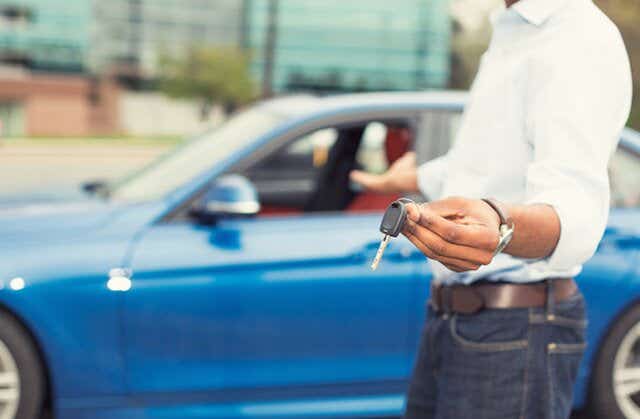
0;143;168;200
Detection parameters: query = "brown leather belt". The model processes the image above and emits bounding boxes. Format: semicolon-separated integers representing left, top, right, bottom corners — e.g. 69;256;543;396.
429;278;578;315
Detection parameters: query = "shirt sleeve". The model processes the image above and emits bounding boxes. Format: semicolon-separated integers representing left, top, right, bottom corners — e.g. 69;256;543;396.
524;37;632;270
417;154;448;200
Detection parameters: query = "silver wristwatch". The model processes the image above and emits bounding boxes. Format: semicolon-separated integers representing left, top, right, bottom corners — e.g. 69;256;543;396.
482;198;515;255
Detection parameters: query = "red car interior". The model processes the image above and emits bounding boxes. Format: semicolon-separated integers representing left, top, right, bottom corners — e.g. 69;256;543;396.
346;126;412;213
260;124;413;216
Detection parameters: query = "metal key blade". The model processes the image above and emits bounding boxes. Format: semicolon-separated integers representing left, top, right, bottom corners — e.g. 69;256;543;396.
371;235;391;271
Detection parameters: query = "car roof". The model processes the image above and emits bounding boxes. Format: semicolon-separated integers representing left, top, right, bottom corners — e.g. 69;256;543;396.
622;127;640;154
259;90;469;117
258;90;640;152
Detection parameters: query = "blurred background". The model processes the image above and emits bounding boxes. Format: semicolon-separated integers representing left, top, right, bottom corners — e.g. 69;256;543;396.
0;0;636;201
0;2;638;418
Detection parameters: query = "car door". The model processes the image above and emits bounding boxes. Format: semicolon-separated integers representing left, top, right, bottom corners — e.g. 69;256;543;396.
122;118;423;412
571;140;640;399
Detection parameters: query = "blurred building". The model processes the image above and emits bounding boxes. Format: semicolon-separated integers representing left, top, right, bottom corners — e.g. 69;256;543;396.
89;0;244;80
0;0;89;72
0;66;119;136
0;0;109;136
244;0;451;94
0;0;453;136
89;0;452;93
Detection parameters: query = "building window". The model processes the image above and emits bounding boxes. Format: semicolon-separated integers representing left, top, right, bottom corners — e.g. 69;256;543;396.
0;5;35;27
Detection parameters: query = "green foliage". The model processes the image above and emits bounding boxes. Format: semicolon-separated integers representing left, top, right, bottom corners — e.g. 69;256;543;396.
594;0;640;129
159;47;255;109
448;20;491;90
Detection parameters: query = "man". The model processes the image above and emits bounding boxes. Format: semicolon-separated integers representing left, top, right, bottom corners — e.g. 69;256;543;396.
350;0;632;418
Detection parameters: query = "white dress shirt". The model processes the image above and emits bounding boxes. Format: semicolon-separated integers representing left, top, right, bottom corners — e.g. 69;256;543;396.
418;0;632;284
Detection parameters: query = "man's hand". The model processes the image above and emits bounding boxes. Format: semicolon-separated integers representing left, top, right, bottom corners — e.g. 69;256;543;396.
402;197;500;272
350;152;419;193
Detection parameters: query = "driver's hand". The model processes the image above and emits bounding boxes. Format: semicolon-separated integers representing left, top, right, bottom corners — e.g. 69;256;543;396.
349;152;419;193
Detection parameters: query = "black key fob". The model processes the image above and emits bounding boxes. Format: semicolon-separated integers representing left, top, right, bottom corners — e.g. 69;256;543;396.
379;198;413;237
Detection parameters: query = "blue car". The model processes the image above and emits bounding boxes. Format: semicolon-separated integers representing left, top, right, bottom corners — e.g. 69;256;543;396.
1;92;640;419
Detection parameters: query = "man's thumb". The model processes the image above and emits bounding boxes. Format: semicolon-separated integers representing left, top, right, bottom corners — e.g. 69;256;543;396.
405;202;422;223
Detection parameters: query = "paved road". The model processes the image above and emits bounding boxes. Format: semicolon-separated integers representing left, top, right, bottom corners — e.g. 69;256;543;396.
0;143;169;201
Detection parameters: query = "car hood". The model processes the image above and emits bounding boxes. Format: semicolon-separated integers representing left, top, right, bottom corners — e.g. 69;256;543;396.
0;197;164;251
0;198;165;283
0;200;119;245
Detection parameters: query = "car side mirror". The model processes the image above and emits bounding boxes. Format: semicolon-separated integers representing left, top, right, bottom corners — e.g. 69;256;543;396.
192;175;260;222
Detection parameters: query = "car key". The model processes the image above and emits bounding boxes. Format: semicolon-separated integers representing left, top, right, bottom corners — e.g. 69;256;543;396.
371;198;414;271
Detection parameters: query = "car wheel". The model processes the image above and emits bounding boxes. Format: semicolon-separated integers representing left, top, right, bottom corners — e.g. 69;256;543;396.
591;303;640;419
0;312;45;419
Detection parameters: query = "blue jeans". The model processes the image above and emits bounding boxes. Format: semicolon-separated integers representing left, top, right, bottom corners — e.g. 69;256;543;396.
404;289;587;419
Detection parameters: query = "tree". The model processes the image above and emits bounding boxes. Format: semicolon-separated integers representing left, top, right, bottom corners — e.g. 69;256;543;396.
594;0;640;129
448;17;492;90
159;46;255;114
449;1;639;129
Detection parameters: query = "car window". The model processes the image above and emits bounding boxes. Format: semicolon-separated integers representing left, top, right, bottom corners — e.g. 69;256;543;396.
245;125;354;212
355;122;389;174
109;107;284;202
258;122;384;174
610;145;640;208
276;127;338;170
246;119;412;214
414;110;462;165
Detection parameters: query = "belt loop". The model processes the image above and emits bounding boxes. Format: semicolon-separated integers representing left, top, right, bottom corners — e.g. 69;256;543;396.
442;286;452;318
429;281;440;312
546;279;555;320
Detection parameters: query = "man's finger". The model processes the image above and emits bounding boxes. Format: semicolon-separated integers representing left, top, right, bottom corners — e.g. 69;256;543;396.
414;205;498;251
349;170;387;193
421;197;466;219
405;233;480;272
405;201;422;223
403;229;482;271
403;219;494;266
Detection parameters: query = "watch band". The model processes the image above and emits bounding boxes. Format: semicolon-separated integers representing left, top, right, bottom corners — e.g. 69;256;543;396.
481;198;513;228
482;198;515;256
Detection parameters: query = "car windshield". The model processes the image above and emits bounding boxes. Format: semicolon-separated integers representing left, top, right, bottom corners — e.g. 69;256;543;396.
107;107;285;202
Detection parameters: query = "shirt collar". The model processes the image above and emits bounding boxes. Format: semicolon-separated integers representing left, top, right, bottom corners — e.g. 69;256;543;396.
510;0;570;26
